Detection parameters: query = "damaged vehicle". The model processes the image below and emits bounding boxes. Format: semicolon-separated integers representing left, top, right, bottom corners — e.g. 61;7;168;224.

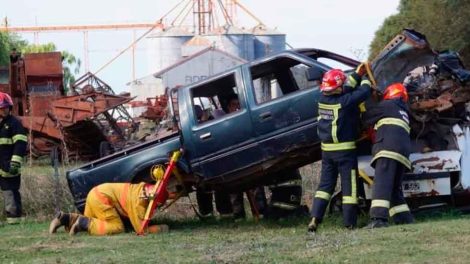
67;29;470;213
359;32;470;210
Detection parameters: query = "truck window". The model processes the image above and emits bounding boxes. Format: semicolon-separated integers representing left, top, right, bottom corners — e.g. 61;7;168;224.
250;57;319;104
190;72;242;124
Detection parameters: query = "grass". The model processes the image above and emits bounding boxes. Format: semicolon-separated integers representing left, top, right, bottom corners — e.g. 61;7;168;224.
2;161;469;263
1;212;470;263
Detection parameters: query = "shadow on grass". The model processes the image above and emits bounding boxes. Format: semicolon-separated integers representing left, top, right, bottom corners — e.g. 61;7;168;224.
157;207;470;232
156;214;313;232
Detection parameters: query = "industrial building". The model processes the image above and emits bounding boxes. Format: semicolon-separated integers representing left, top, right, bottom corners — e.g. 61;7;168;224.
126;1;287;117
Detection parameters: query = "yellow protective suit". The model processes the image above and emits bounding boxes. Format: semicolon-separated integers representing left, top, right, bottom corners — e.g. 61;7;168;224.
84;182;149;235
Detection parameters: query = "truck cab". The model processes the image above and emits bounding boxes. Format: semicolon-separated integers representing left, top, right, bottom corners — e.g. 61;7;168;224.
176;51;333;190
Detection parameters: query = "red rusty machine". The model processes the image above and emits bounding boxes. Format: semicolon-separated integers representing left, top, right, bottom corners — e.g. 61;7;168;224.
0;51;137;160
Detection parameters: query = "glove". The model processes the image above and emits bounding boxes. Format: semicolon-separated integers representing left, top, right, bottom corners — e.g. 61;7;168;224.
9;161;21;175
355;62;368;77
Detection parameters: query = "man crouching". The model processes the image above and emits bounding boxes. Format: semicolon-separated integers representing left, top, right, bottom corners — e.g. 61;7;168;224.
49;182;168;235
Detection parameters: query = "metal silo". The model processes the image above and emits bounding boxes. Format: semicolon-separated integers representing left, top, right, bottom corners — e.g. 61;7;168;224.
146;26;194;73
206;25;255;61
181;35;212;57
252;25;286;59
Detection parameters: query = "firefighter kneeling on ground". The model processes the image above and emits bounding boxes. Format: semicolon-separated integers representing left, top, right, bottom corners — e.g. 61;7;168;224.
308;65;371;232
0;92;27;225
49;182;169;235
364;83;414;228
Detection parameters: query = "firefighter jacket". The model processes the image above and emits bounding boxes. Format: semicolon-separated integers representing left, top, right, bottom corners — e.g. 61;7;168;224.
317;73;371;151
364;99;411;170
84;182;150;234
0;114;27;177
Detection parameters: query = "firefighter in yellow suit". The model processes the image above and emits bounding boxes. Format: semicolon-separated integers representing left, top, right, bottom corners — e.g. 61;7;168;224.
49;182;169;235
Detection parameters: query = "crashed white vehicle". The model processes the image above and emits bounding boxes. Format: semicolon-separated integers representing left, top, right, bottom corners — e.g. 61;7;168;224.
358;30;470;210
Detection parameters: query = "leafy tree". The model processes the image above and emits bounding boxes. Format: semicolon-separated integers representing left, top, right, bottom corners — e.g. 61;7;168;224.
0;32;27;66
0;32;10;65
369;0;470;67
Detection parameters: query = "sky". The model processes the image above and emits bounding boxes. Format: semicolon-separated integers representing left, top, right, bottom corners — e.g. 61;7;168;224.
1;0;400;93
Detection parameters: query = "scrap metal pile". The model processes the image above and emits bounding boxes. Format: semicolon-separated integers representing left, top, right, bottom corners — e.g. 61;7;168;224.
405;50;470;152
2;51;138;160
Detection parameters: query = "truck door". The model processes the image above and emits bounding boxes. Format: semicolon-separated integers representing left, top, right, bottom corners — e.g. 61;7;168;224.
181;69;263;179
245;54;324;169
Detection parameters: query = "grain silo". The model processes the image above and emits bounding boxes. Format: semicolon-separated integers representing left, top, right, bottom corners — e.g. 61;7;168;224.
252;24;286;59
206;25;255;62
146;26;194;73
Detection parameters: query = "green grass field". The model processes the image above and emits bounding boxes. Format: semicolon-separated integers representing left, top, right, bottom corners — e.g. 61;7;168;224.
2;162;469;263
1;211;470;264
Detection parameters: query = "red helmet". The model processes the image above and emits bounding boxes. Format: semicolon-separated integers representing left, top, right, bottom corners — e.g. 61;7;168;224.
320;69;346;93
0;92;13;109
383;83;409;102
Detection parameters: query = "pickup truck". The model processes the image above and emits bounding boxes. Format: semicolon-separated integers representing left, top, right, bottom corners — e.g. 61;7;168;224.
67;29;470;213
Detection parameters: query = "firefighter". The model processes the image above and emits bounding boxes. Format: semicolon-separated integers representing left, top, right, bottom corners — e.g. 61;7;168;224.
0;92;27;224
308;66;371;232
364;83;414;228
49;182;169;235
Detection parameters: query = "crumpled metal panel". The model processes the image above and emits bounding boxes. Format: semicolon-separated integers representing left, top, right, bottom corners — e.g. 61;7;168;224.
409;150;461;174
371;29;436;92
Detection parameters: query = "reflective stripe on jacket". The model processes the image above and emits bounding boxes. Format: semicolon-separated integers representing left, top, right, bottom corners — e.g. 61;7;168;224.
0;115;27;177
317;73;371;151
364;99;411;170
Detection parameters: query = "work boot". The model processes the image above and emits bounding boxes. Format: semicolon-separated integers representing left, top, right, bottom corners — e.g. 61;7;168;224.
307;217;319;233
365;218;389;229
69;216;90;236
392;213;415;225
49;211;80;234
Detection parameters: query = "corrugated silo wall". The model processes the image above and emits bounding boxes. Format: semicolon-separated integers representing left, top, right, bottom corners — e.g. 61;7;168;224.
206;34;255;62
147;31;193;73
254;34;286;59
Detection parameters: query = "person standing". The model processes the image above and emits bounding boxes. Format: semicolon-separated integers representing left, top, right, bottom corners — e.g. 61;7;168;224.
364;83;414;228
0;92;27;224
308;66;371;232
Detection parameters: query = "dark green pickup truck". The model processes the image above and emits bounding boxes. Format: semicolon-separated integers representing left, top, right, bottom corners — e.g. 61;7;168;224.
67;29;435;212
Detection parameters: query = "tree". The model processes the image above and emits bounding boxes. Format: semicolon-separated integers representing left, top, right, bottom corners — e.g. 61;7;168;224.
369;0;470;67
0;32;27;66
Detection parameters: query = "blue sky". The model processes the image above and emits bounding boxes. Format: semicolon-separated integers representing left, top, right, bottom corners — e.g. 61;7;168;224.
1;0;400;93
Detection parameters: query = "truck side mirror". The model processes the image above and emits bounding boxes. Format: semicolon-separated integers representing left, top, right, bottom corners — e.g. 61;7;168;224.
306;67;325;82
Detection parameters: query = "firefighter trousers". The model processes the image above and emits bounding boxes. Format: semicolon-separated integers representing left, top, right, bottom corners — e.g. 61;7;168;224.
196;188;233;216
370;158;413;224
0;175;22;220
311;150;358;227
84;190;125;236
